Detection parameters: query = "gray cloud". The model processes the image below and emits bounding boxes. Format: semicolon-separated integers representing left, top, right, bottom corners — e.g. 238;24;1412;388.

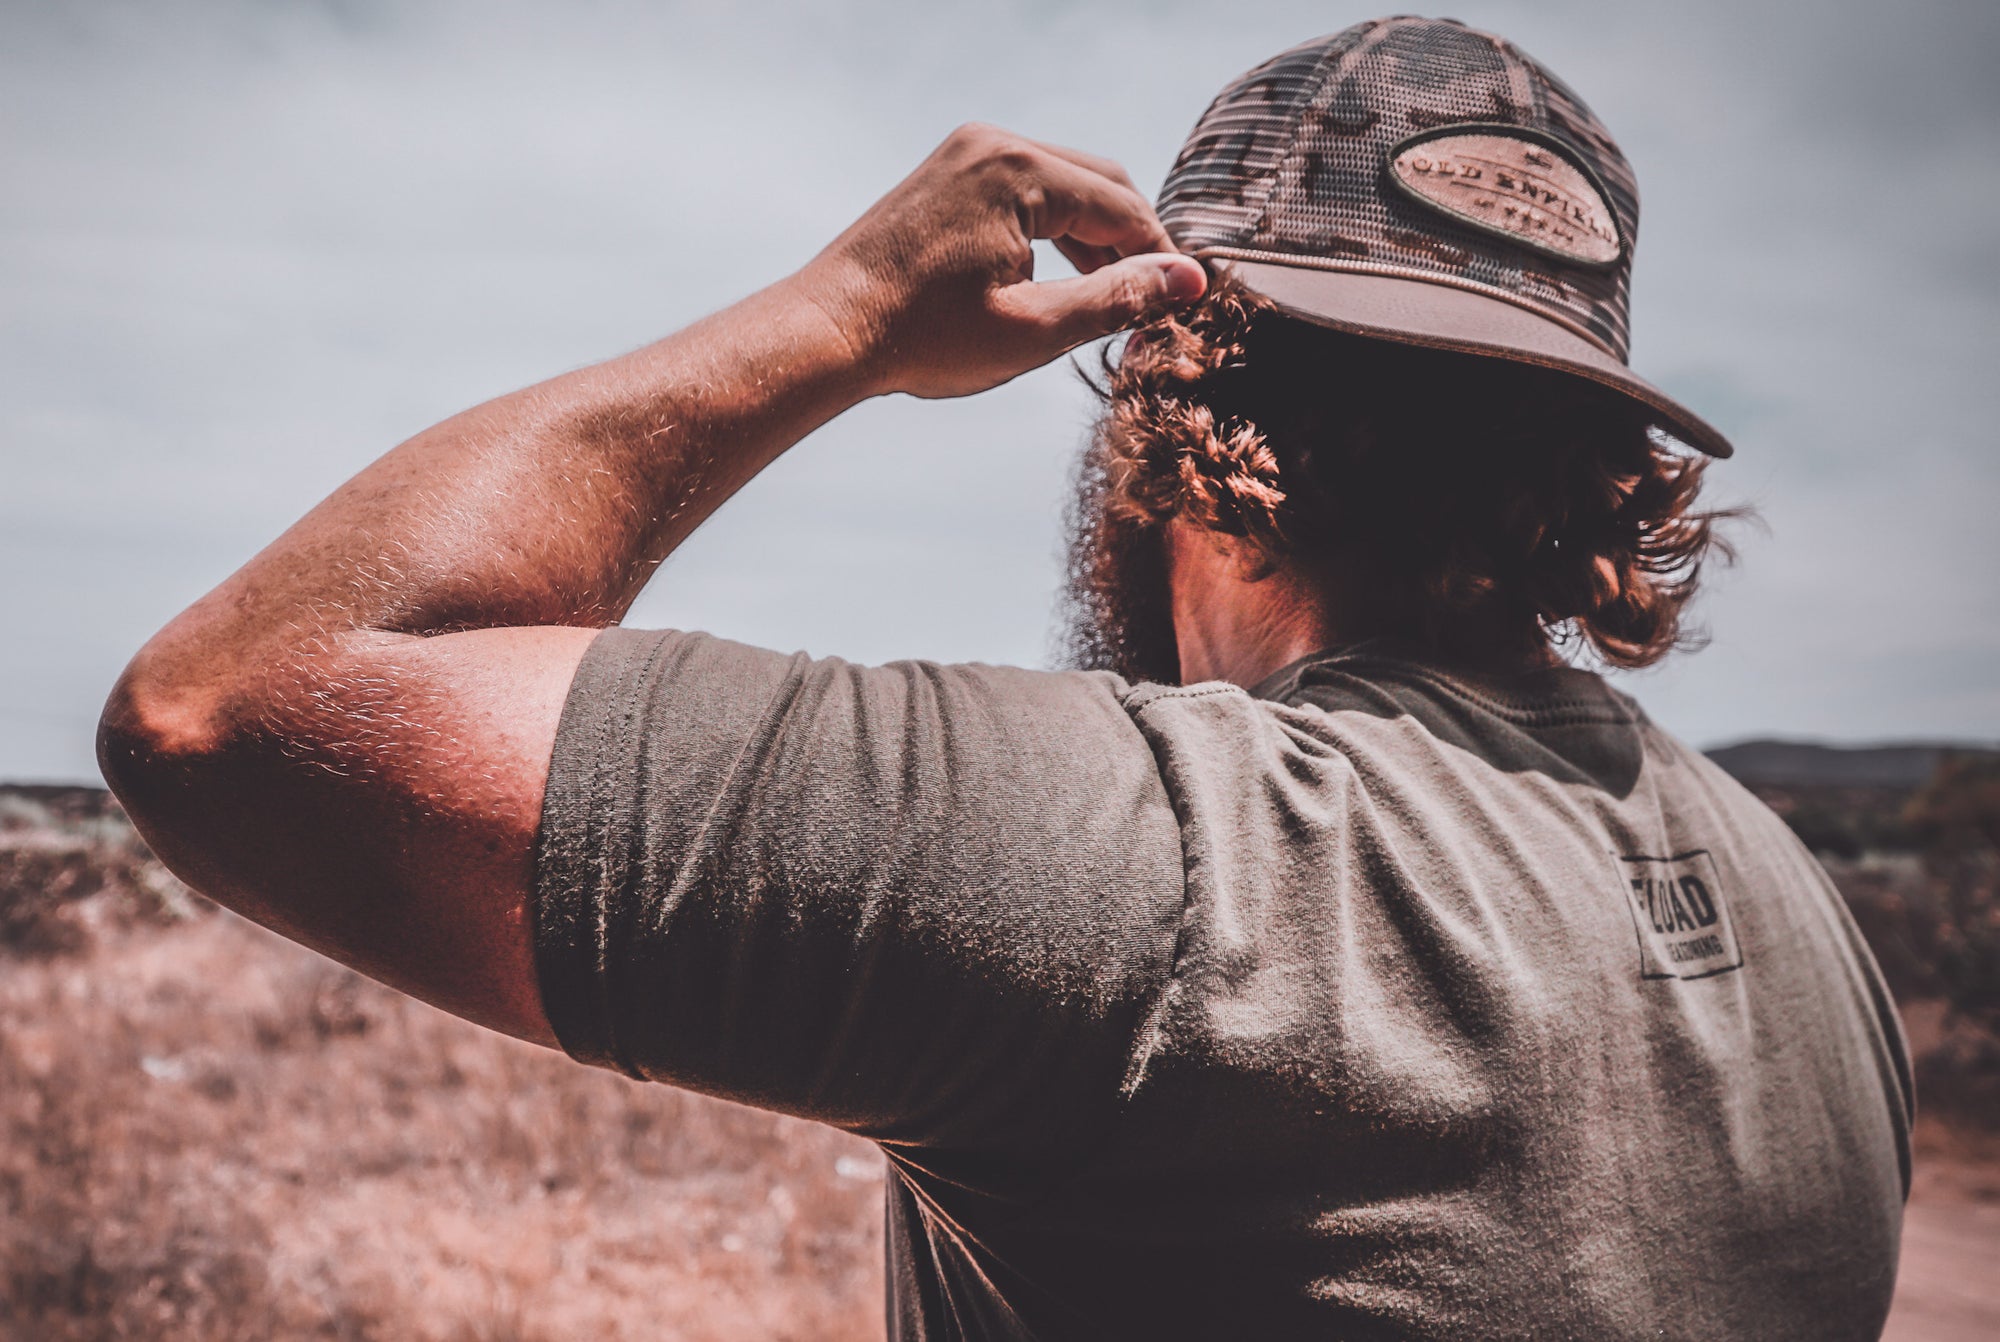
4;0;1996;780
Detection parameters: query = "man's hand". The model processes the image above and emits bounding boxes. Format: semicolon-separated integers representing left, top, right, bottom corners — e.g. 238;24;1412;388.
797;123;1207;400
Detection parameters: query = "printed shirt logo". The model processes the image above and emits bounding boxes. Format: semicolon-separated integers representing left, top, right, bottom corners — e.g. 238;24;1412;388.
1390;127;1624;266
1619;851;1744;980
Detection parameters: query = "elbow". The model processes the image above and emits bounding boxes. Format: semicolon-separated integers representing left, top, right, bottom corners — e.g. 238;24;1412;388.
97;639;275;913
97;635;342;938
95;643;235;827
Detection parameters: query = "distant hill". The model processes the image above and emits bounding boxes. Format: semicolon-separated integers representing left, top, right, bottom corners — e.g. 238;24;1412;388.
1703;739;2000;790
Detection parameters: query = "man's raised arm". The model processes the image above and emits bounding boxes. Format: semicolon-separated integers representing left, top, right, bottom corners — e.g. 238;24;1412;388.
96;126;1205;1048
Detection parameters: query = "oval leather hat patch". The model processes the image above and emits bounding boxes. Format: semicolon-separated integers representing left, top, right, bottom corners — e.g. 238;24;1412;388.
1390;127;1624;266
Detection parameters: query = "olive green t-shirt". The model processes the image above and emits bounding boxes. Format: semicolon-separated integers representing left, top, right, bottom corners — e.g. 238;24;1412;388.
533;628;1912;1341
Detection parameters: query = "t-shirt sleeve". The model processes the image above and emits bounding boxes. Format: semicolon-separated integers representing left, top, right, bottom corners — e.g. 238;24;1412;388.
531;627;1187;1154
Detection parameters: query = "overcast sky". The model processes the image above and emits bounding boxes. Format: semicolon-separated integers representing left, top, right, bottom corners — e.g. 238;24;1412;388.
4;0;1997;783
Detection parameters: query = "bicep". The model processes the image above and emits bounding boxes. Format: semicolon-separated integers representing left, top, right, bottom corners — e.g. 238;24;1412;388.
113;624;598;1049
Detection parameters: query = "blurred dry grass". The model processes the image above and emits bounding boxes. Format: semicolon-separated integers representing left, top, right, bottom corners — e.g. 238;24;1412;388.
3;780;1996;1339
0;788;883;1341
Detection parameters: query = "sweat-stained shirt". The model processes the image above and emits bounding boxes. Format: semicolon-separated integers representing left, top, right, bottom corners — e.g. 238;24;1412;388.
531;627;1913;1341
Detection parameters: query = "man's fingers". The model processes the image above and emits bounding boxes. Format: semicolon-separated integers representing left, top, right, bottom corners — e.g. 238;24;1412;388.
1053;235;1120;275
995;251;1208;357
1030;138;1144;196
1019;151;1174;260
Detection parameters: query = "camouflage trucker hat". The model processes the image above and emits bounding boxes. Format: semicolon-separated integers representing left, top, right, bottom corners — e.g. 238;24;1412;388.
1158;15;1733;458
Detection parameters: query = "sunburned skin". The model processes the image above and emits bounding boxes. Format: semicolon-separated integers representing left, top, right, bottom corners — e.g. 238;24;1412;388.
97;124;1208;1049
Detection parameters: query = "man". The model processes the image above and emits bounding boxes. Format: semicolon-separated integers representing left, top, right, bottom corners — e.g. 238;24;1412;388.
100;17;1910;1341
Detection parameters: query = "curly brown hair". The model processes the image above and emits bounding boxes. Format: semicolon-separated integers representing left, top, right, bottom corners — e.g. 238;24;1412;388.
1060;280;1740;684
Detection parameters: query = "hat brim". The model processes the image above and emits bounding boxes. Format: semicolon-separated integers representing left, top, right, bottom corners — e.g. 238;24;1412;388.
1207;257;1734;459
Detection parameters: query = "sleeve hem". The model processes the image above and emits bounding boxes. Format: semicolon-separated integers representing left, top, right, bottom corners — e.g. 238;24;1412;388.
530;626;671;1077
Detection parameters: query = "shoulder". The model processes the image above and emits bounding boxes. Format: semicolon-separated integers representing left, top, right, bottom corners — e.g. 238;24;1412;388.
1113;680;1377;847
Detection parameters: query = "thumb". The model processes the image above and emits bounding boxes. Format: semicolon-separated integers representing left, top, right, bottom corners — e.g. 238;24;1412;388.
1000;252;1208;355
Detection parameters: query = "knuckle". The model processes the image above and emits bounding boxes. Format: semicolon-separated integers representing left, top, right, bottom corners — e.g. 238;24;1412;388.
949;122;1031;172
990;142;1040;176
1118;188;1160;227
942;122;998;166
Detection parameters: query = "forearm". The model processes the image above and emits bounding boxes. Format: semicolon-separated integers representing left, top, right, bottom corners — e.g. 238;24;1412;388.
119;272;867;736
338;273;870;633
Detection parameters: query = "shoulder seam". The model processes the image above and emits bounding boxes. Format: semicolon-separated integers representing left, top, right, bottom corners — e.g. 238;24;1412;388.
1122;682;1251;714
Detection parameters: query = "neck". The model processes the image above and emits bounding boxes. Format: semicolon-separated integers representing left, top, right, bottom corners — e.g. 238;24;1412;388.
1164;521;1564;688
1167;522;1350;688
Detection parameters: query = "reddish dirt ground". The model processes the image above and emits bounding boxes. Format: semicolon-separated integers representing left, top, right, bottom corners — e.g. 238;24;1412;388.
0;859;885;1340
2;790;1993;1338
1885;1121;2000;1342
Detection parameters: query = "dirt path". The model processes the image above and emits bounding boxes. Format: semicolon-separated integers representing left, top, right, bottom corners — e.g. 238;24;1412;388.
1885;1194;2000;1340
1883;1126;2000;1342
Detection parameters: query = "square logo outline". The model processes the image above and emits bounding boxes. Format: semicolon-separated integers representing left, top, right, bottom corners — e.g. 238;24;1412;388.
1617;849;1745;982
